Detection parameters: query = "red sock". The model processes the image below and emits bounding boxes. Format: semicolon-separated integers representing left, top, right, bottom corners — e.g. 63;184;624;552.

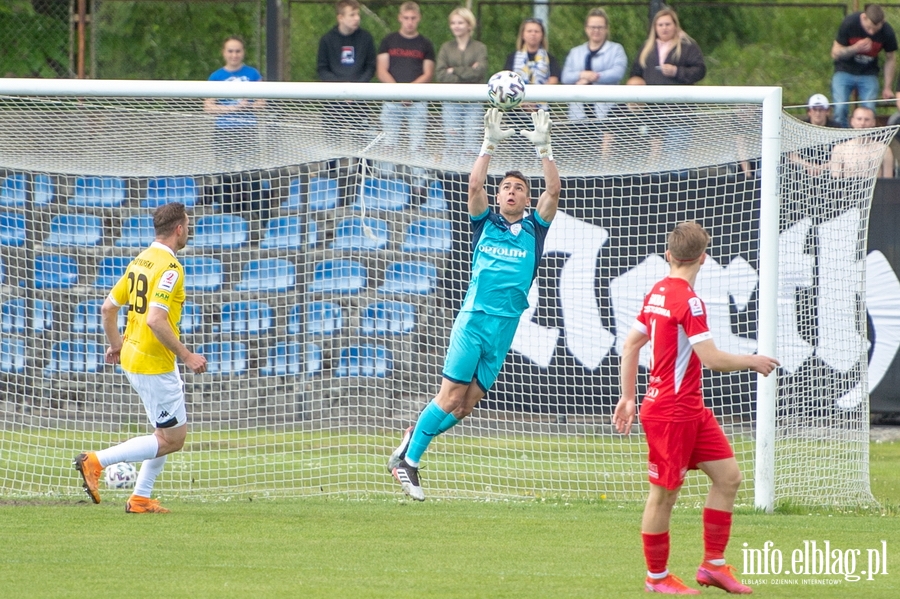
642;531;670;574
702;508;733;562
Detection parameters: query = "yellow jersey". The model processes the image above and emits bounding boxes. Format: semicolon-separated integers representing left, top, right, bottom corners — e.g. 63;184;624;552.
108;242;185;374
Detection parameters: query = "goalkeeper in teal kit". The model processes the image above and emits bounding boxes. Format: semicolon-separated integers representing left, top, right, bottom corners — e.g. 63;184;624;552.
389;107;560;500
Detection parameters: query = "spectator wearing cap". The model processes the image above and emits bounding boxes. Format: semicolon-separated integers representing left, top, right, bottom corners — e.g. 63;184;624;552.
802;94;840;128
831;4;897;127
790;94;841;176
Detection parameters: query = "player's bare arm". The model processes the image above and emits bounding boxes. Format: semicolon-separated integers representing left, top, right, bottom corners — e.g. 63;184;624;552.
613;328;649;434
691;338;779;376
146;306;207;374
100;297;123;364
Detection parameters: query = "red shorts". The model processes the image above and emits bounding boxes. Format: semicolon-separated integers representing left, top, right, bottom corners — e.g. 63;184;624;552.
641;408;734;490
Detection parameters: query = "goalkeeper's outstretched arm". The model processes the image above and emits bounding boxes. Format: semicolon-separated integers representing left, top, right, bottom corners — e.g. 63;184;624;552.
521;110;561;223
469;108;514;216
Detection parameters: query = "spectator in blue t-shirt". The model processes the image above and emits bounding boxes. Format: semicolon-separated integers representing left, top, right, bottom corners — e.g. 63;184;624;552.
204;36;264;141
203;36;267;215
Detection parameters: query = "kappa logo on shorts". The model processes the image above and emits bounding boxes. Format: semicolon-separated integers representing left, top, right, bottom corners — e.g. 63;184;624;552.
158;269;180;292
158;410;170;420
688;296;704;316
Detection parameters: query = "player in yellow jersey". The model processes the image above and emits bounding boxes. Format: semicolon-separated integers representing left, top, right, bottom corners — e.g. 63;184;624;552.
73;202;207;513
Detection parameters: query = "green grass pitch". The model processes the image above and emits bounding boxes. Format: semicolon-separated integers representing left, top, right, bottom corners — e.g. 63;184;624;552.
1;441;899;597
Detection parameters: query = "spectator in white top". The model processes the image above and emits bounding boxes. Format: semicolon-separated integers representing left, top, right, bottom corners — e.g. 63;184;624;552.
561;8;628;120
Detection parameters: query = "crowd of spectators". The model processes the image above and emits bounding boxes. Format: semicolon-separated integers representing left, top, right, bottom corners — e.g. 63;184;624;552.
209;1;900;182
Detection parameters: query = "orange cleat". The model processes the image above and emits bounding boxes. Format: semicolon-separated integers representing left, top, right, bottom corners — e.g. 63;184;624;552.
73;452;102;504
645;573;701;594
696;562;752;594
125;495;170;514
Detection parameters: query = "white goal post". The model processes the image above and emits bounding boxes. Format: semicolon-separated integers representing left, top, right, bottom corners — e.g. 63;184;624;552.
0;79;885;510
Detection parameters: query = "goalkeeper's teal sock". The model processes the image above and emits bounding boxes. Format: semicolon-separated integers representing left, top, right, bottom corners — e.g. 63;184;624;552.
405;399;448;466
437;412;461;434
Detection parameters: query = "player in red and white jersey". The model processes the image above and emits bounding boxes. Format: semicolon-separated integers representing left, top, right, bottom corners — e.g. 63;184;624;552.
614;222;779;595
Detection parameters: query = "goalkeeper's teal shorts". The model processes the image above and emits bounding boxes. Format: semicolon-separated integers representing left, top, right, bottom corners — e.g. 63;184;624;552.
441;310;519;393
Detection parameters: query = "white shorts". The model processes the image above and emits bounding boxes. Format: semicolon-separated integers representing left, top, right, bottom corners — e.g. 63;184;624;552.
124;369;187;429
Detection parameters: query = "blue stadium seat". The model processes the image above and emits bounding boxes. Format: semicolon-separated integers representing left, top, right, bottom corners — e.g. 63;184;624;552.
0;173;27;207
182;256;223;292
197;342;248;375
378;260;437;295
43;340;104;376
0;173;50;207
288;301;343;336
336;343;393;377
234;258;295;292
192;214;248;250
34;254;79;290
1;298;53;334
115;215;155;248
218;300;273;336
260;215;317;250
0;337;26;373
44;214;103;247
33;174;54;206
0;212;27;246
356;177;409;211
285;176;339;212
309;259;366;295
421;180;447;213
180;301;203;335
91;255;132;289
71;176;126;208
401;218;452;253
261;341;322;377
359;301;416;335
331;217;390;251
71;298;128;334
143;177;198;209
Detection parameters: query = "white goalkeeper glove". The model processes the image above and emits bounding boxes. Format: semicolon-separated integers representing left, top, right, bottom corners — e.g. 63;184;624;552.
480;108;515;156
520;109;553;161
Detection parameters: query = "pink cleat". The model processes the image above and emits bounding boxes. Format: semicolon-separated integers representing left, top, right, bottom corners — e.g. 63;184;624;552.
645;573;701;594
696;562;753;594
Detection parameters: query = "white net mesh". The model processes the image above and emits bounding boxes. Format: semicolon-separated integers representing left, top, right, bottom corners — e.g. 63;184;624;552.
0;83;882;506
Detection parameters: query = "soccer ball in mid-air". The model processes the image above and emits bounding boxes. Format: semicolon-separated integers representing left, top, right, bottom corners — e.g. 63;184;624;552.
105;462;137;489
487;70;525;110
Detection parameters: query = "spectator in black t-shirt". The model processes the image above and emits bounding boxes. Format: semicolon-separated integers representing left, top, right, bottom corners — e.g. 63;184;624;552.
831;4;897;127
376;1;435;156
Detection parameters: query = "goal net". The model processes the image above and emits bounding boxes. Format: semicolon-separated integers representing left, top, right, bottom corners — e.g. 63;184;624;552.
0;80;884;508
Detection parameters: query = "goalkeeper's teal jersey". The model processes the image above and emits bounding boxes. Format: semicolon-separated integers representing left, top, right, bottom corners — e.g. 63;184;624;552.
460;209;551;318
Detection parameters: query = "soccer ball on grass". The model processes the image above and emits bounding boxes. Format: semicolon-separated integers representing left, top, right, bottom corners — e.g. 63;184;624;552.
105;462;137;489
487;70;525;110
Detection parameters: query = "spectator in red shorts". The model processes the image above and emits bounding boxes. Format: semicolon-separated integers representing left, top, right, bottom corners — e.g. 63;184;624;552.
614;222;780;595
